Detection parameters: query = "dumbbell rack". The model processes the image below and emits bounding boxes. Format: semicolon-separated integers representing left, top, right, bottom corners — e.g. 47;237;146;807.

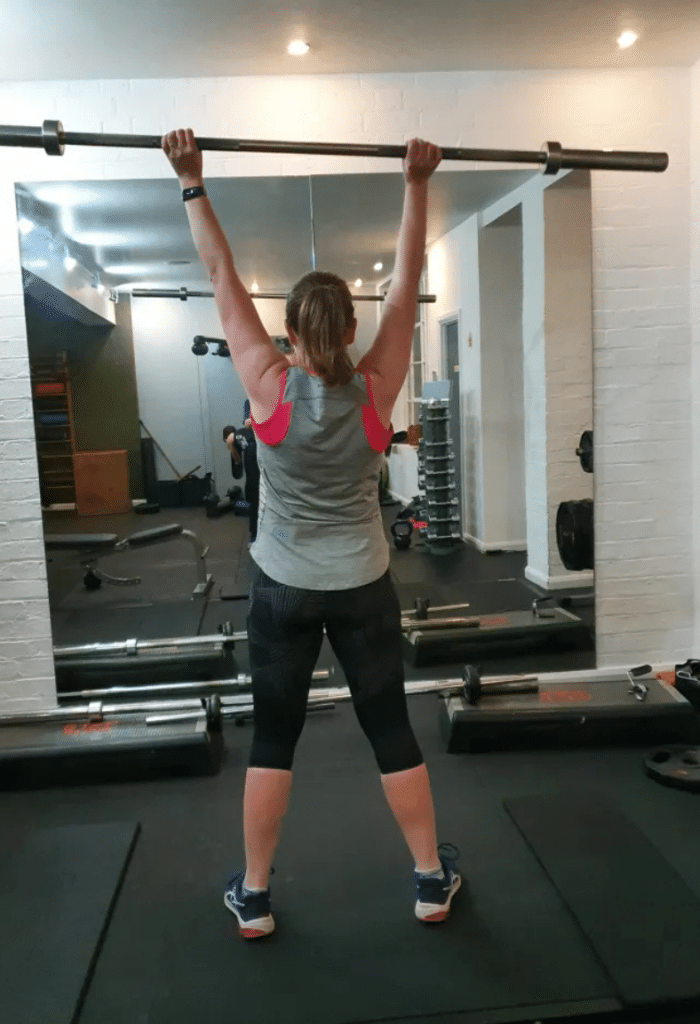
417;391;461;554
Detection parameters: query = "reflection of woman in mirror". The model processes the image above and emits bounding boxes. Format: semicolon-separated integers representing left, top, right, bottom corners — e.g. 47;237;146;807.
240;399;259;543
162;129;461;939
223;424;243;477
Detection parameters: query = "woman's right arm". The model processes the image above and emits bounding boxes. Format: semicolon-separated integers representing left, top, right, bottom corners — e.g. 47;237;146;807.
357;139;441;404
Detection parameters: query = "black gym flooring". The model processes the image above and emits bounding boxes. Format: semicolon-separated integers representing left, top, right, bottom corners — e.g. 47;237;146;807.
3;506;699;1024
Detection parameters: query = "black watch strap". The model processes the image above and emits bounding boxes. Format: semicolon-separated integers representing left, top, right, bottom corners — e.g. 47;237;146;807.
182;185;206;202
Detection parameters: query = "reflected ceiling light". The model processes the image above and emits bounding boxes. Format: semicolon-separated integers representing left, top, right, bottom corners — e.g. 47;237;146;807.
251;281;259;293
18;217;33;235
71;231;139;247
32;184;102;206
373;262;383;272
63;256;77;271
97;284;107;296
617;30;638;49
288;40;310;56
354;278;363;288
102;263;156;275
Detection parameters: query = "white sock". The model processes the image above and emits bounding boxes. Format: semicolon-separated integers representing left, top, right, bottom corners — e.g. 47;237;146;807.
416;864;445;880
243;881;266;894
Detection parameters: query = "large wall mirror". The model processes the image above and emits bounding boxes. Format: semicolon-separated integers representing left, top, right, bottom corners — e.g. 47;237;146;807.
15;166;594;693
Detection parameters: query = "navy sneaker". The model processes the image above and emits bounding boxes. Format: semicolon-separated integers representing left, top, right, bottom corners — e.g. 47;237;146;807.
414;843;462;924
224;871;275;939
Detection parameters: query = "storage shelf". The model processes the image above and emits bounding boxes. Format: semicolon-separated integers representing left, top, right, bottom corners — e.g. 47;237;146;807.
30;351;76;505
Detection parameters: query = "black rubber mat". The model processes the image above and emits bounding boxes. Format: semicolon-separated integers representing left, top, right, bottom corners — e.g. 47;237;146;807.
76;703;615;1024
389;542;529;587
0;821;140;1024
7;701;700;1024
54;563;208;609
219;577;250;600
50;600;205;647
393;577;542;615
504;792;700;1007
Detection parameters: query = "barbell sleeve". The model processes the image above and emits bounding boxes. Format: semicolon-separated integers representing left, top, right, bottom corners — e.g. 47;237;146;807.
146;700;337;727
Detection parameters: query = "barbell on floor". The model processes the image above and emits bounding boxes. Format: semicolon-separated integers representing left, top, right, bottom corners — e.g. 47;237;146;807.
402;598;471;619
0;120;669;174
0;666;540;733
0;692;334;732
51;607;482;664
145;666;541;728
146;698;338;728
0;697;218;729
53;631;240;661
54;591;558;669
59;667;333;703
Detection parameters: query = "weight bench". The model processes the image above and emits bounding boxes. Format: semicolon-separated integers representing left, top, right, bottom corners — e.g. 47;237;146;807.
44;524;213;598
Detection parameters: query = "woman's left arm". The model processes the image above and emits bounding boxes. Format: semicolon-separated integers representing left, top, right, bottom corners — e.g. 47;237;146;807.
162;129;287;400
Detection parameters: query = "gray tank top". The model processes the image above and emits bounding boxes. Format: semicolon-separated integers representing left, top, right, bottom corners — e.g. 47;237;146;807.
249;367;392;590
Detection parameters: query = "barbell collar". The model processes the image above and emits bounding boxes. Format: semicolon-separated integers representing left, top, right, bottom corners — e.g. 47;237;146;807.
41;119;65;156
540;141;563;175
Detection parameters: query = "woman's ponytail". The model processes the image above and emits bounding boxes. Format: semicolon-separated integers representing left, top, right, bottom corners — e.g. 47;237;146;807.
286;272;355;387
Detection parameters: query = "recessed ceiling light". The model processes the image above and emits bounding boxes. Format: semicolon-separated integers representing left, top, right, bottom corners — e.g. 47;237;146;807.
251;281;259;293
63;256;77;271
373;262;383;272
617;30;638;49
354;278;363;288
288;40;310;56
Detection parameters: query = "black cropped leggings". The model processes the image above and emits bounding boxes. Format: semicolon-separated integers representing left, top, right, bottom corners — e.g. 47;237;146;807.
247;567;424;775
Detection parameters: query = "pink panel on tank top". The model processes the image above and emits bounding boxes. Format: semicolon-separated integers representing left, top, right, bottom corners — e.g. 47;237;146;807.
250;368;392;452
250;370;291;446
361;373;393;453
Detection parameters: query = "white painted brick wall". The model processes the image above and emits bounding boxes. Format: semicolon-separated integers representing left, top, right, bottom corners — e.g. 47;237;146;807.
0;69;696;711
692;59;700;657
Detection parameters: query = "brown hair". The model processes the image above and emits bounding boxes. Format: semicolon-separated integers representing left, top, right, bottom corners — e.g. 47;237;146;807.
285;271;355;387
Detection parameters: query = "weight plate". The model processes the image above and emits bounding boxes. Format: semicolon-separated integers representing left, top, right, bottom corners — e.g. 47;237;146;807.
556;499;594;571
576;430;594;473
645;746;700;792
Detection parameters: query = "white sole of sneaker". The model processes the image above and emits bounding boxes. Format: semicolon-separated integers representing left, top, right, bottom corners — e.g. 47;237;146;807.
415;873;462;923
224;894;275;939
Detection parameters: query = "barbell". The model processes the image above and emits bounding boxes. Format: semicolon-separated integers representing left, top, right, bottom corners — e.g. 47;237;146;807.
0;665;539;733
0;692;333;732
145;665;540;727
58;667;333;703
54;594;550;669
0;120;669;174
53;601;486;667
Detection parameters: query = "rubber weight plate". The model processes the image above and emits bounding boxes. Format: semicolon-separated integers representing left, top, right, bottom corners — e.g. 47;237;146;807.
645;746;700;792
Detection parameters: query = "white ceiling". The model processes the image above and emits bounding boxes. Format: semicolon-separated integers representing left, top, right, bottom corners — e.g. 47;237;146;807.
2;0;700;81
11;0;697;301
15;171;534;292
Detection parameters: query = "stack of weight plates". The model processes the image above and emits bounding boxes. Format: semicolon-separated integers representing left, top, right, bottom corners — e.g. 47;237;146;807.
418;397;461;554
